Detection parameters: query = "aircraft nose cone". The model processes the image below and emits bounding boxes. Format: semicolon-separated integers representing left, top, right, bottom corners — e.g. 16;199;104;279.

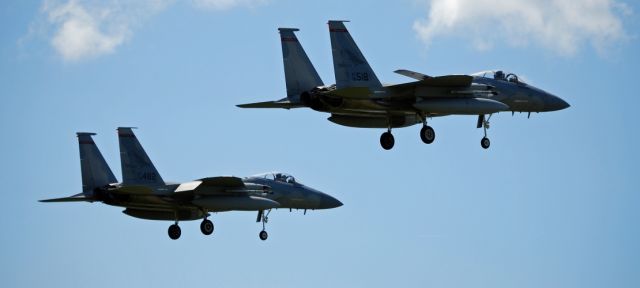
320;194;343;209
546;94;570;111
558;98;570;110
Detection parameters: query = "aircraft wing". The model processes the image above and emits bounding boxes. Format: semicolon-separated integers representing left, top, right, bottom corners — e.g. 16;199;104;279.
174;176;247;194
394;69;431;81
237;99;304;109
393;69;474;87
198;176;245;187
39;193;93;202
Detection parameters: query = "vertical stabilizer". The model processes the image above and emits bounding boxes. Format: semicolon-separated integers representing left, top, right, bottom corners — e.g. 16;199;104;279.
279;28;324;102
77;133;117;196
328;21;382;90
117;128;165;187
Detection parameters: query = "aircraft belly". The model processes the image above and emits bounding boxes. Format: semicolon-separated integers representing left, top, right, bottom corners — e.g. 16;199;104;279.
123;208;204;221
191;195;280;212
414;98;509;115
329;99;415;114
328;114;420;128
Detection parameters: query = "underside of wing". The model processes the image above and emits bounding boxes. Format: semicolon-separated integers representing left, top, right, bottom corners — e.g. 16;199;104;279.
237;99;304;109
39;193;93;203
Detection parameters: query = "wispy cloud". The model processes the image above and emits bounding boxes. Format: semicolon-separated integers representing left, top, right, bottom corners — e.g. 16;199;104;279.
32;0;266;62
190;0;266;10
413;0;632;56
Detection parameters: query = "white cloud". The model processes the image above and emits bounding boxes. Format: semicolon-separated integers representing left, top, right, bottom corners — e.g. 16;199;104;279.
42;0;173;61
191;0;266;10
45;1;123;61
413;0;631;56
36;0;265;61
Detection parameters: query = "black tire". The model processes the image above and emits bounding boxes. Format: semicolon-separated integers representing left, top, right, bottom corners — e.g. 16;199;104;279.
481;137;491;149
168;224;181;240
380;132;395;150
420;125;435;144
200;219;214;235
259;230;268;241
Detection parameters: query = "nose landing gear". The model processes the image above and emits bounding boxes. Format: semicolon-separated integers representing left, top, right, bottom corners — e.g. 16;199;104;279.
477;114;492;149
256;209;272;241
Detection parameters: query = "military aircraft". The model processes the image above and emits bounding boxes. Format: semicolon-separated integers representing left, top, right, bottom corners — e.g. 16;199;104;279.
238;21;570;150
40;128;342;240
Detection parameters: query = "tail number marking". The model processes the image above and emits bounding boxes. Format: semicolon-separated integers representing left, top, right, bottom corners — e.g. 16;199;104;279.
351;72;369;81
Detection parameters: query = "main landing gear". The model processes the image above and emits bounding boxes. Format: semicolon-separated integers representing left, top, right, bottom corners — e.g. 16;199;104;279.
380;128;395;150
256;209;271;241
167;212;214;240
419;115;435;144
379;118;436;150
168;221;181;240
478;114;492;149
200;217;214;235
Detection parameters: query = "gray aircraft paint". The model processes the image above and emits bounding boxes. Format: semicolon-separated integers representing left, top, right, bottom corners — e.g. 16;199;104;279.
77;132;117;196
329;21;383;91
279;28;324;102
118;127;165;188
41;129;342;239
238;21;570;149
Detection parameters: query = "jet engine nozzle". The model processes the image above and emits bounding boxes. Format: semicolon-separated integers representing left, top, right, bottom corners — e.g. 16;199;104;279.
300;90;324;110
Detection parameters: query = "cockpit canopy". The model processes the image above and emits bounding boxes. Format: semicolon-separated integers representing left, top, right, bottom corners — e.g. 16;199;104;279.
472;70;526;84
251;172;297;184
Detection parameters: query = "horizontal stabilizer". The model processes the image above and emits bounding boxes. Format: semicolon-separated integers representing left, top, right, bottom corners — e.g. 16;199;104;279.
39;193;93;203
394;69;431;81
237;100;304;109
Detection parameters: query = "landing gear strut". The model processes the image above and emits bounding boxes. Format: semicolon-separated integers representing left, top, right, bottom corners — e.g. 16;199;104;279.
380;128;395;150
478;114;492;149
256;209;271;241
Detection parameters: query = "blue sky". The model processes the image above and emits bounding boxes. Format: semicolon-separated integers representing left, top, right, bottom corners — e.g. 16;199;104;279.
1;0;639;287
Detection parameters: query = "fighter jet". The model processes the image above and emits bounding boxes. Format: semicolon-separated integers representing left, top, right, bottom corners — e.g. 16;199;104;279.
40;128;342;240
238;21;570;150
